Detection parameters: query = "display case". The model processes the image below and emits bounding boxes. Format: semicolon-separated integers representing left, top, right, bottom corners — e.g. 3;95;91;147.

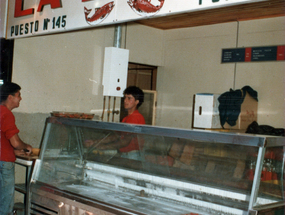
30;117;285;215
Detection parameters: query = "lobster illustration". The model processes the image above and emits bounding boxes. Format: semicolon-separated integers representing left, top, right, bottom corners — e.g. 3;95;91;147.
127;0;165;16
84;1;115;25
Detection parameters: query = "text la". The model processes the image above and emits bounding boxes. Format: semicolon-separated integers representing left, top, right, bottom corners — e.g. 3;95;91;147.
14;0;62;17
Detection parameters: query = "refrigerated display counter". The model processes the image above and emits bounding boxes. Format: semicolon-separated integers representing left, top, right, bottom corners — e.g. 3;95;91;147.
30;117;285;215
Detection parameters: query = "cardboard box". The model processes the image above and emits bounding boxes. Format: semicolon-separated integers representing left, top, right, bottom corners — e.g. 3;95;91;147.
223;92;258;129
233;160;246;179
193;93;221;128
180;144;195;165
193;92;258;130
168;140;185;159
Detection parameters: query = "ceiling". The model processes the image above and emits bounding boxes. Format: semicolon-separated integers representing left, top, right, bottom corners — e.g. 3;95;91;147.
134;0;285;30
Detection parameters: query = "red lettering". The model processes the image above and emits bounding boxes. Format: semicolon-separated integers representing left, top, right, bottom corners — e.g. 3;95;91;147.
245;47;252;62
82;0;93;2
14;0;62;18
14;0;34;17
277;45;285;61
37;0;62;12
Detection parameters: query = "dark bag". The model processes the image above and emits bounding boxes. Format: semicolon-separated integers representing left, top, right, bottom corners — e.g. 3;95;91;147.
246;121;285;136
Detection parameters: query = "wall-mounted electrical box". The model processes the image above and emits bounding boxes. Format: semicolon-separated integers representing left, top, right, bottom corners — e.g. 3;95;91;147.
102;47;129;97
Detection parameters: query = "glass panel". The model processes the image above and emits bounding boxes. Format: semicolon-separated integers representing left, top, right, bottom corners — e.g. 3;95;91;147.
37;122;84;186
37;121;261;194
140;91;156;125
254;146;285;207
34;118;285;214
80;125;259;196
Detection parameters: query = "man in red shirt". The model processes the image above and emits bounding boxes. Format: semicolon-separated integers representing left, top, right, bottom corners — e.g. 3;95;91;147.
119;86;145;153
0;82;33;215
85;86;145;158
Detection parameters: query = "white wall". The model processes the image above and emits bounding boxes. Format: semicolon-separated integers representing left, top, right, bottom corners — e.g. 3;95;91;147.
236;17;285;127
156;22;238;128
155;17;285;129
126;23;164;66
13;26;114;115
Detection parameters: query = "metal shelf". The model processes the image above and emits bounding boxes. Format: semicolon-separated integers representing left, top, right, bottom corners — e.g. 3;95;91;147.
15;157;37;215
15;183;27;194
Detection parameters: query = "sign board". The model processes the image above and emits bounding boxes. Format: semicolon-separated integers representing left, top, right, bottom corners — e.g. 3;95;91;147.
222;45;285;63
6;0;262;39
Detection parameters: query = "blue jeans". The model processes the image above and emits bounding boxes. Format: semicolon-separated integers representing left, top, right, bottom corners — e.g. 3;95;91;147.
0;161;15;215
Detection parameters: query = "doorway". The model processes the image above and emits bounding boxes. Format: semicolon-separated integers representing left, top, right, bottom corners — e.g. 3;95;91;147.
0;38;14;85
120;63;157;125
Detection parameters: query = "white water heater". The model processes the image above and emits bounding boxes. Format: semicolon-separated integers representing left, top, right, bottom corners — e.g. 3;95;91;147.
102;47;129;97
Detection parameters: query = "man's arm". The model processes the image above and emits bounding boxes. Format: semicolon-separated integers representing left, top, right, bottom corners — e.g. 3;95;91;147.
10;134;32;155
84;132;121;148
97;134;133;150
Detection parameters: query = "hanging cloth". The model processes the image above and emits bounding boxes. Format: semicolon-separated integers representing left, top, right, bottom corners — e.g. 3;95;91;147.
218;86;258;128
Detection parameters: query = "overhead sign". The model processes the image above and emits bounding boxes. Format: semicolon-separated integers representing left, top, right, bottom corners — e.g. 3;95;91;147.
222;45;285;63
6;0;261;39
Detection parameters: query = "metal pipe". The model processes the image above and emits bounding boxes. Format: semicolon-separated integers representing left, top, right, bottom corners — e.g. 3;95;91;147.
112;25;123;122
101;96;106;121
113;25;122;48
112;97;116;122
107;96;111;122
233;21;239;90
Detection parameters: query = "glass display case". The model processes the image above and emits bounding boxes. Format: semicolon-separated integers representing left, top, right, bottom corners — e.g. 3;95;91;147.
30;117;285;215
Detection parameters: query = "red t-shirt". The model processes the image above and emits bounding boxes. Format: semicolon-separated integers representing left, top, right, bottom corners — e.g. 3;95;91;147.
119;110;145;153
122;110;145;125
0;105;19;162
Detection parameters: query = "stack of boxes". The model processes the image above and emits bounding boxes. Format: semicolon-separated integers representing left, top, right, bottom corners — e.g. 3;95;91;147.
193;92;258;130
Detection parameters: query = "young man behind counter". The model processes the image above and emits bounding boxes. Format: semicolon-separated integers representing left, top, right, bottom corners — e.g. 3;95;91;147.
0;82;33;215
85;86;145;158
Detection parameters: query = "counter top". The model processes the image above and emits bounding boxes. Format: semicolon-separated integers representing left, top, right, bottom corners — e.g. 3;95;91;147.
16;154;38;160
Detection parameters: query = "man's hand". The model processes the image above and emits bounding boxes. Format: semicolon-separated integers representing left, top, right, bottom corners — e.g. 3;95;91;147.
14;149;25;156
14;145;32;156
24;144;33;155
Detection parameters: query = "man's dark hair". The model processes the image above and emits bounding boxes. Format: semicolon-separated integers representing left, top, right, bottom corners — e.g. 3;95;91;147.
123;86;144;108
0;82;21;102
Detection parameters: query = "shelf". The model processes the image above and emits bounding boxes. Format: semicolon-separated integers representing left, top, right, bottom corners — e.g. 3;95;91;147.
15;156;37;215
15;183;26;194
